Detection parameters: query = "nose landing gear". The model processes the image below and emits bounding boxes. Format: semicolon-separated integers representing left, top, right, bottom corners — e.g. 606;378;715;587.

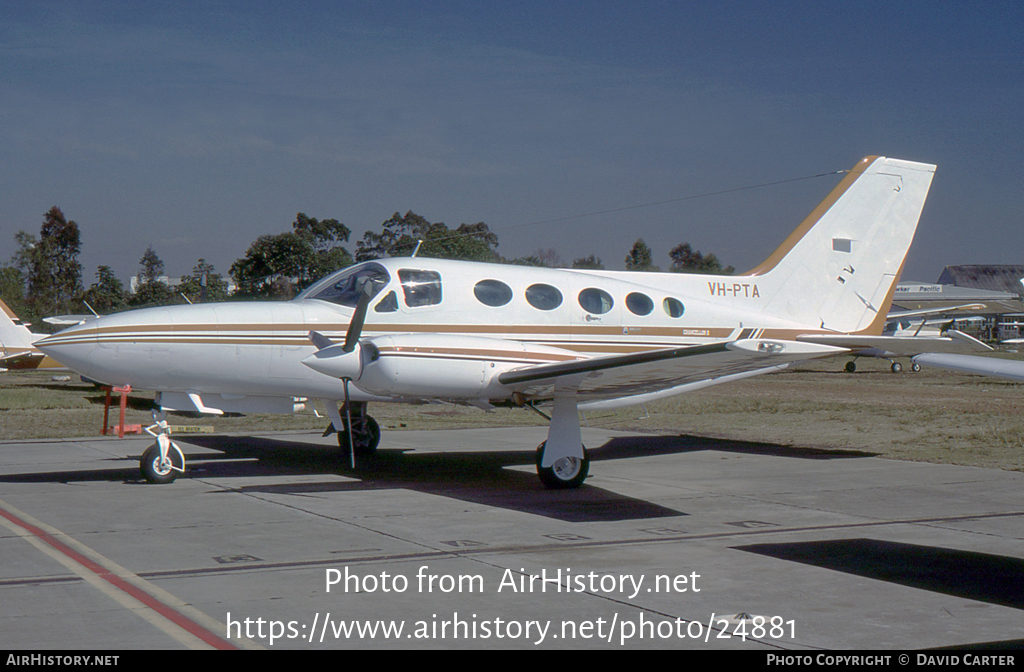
139;411;186;484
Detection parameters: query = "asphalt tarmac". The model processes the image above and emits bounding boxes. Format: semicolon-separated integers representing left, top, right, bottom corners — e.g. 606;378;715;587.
1;426;1022;650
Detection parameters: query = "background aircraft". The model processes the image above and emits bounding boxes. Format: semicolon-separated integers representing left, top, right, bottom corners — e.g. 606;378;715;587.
912;353;1024;383
0;299;65;371
829;304;993;373
38;156;938;489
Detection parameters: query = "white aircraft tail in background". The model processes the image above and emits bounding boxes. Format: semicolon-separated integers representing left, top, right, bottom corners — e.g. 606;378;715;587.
37;156;939;488
0;299;65;371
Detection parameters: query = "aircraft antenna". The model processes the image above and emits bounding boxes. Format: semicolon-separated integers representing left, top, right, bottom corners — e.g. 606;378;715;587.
414;167;847;247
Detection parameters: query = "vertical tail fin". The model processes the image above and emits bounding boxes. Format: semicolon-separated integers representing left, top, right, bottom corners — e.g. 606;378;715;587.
746;156;936;334
0;298;37;350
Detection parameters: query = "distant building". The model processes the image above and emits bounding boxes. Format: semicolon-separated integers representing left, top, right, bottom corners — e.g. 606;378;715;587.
892;281;1020;312
129;275;182;294
936;265;1024;296
892;280;1023;341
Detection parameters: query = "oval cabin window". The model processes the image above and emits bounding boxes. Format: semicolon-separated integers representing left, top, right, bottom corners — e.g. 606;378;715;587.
578;288;614;315
663;297;685;318
525;284;563;311
626;292;654;316
474;279;513;307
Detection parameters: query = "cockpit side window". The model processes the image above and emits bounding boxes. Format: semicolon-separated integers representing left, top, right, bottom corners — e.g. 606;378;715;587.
374;291;398;313
399;269;442;307
307;264;390;307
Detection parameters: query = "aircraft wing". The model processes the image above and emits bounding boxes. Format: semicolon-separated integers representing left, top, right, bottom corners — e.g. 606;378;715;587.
797;330;992;356
498;338;848;402
911;353;1024;383
885;303;988;320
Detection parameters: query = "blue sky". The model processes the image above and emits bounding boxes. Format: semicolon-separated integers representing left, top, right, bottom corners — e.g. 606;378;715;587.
1;1;1021;285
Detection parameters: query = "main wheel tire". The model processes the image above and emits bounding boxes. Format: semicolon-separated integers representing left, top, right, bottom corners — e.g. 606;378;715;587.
536;441;589;489
891;361;903;373
140;443;183;484
845;361;857;373
337;416;381;458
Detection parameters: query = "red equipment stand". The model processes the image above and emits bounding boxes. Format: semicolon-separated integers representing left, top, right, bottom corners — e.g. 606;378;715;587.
100;385;143;437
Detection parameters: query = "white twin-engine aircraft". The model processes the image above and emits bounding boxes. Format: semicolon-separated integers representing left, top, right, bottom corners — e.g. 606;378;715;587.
37;156;936;489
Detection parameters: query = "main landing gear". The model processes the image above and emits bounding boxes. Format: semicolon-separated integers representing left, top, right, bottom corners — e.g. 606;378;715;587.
536;442;590;489
845;359;920;374
323;400;381;462
528;392;591;490
335;404;381;458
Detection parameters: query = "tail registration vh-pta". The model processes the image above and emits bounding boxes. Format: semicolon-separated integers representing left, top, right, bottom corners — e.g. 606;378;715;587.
37;156;936;488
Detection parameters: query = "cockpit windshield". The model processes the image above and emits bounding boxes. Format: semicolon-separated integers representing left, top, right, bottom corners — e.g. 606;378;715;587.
299;263;390;307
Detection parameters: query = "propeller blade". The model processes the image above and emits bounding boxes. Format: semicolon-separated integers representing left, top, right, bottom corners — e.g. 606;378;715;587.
308;330;334;351
343;378;355;469
343;285;373;353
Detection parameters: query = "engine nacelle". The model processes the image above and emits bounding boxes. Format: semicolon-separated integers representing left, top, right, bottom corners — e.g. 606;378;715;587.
355;334;578;400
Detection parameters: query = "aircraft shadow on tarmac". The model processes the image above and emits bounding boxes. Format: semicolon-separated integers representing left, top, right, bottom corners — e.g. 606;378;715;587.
736;538;1024;613
737;538;1024;649
0;434;873;523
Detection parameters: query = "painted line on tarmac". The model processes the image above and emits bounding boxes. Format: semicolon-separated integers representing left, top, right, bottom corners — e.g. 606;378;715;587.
0;496;260;650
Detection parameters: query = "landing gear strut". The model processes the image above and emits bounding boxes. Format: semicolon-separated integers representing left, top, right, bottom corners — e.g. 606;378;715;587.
531;391;590;489
139;410;186;484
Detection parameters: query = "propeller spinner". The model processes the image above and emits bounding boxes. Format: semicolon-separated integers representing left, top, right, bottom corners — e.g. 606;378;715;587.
302;284;373;379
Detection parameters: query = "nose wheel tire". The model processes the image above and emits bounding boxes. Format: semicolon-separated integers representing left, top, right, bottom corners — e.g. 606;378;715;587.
536;442;589;489
140;442;184;484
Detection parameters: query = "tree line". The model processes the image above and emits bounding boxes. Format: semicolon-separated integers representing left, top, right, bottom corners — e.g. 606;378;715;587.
1;206;733;328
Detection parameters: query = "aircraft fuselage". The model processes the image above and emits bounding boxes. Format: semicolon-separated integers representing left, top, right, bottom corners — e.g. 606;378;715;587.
37;257;809;404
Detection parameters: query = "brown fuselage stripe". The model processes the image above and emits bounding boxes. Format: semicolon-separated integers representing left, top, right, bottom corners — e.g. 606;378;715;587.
60;322;731;338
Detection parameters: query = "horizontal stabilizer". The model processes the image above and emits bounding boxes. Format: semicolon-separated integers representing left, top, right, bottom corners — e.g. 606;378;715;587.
0;350;46;369
797;333;991;356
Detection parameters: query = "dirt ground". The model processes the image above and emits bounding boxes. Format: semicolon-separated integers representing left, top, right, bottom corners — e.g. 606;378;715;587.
1;354;1021;471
